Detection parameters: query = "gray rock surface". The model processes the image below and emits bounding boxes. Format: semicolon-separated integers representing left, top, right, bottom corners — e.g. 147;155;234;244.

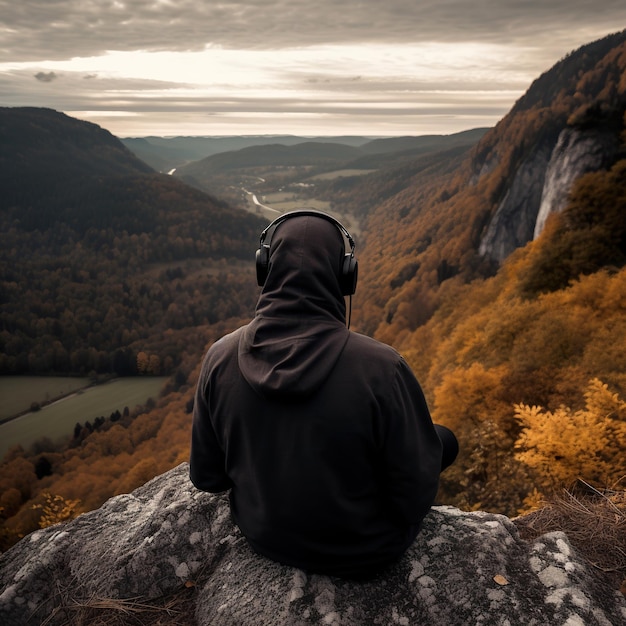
1;463;625;625
533;126;620;238
478;139;553;263
478;125;621;264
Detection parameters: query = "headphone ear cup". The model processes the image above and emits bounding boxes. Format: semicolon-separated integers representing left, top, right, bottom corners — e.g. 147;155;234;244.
341;254;358;296
256;244;270;286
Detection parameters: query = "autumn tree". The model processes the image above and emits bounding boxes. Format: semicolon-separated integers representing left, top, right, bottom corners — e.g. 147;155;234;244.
430;362;531;514
514;378;626;510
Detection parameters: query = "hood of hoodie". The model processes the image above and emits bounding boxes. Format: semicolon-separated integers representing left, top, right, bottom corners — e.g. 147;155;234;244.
238;214;351;400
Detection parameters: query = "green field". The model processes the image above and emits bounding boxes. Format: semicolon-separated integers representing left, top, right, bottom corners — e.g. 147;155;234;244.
0;376;92;421
309;169;375;180
0;377;168;459
261;195;331;213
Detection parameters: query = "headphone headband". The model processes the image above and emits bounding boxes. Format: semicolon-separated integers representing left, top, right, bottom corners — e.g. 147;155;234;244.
255;210;358;296
259;210;355;250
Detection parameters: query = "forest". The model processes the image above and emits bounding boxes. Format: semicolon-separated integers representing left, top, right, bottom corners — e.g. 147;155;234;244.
0;108;266;377
1;31;626;552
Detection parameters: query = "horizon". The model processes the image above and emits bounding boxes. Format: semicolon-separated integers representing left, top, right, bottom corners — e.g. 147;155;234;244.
116;129;487;139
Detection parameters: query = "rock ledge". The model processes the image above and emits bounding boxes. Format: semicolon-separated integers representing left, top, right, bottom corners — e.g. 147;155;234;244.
1;463;624;625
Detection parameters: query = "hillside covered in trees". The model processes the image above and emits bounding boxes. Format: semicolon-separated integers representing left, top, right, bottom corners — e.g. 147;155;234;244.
353;29;626;514
0;108;265;376
1;30;626;554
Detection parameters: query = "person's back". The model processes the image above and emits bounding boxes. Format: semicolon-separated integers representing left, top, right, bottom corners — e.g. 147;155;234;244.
190;211;456;578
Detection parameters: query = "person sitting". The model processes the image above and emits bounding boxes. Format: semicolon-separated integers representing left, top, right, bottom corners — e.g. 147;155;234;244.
190;210;458;579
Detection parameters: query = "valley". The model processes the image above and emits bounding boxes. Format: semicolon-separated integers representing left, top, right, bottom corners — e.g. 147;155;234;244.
1;29;625;551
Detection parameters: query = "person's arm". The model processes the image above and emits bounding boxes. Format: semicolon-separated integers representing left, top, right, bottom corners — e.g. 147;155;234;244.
382;357;443;524
189;362;233;493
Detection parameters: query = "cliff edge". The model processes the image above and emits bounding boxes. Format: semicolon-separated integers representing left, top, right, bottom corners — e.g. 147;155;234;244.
1;463;624;625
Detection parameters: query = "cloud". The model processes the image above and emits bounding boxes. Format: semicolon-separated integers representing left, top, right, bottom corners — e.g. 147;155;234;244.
0;68;188;109
1;2;624;136
34;71;57;83
2;0;625;62
0;59;518;137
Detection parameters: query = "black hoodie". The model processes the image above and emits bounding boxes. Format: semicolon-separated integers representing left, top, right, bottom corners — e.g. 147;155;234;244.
190;214;442;578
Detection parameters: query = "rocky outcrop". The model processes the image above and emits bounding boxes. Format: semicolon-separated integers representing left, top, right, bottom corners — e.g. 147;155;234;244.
1;463;625;625
478;140;553;263
533;126;621;238
479;125;620;263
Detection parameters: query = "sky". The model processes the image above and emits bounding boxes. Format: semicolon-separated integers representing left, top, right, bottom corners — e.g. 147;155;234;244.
1;1;625;138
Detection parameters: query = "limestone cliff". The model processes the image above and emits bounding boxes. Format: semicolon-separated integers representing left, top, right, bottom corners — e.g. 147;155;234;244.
1;464;624;625
533;126;621;238
478;124;621;263
478;139;553;263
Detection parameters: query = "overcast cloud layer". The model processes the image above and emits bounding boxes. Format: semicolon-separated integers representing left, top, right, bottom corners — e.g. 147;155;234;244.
1;1;625;136
3;0;624;59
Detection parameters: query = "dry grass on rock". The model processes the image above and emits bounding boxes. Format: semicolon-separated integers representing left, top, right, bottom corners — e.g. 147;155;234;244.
513;481;626;593
39;586;197;626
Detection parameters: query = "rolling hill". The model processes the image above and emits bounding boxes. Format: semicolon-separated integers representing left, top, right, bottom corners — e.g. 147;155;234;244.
121;134;377;172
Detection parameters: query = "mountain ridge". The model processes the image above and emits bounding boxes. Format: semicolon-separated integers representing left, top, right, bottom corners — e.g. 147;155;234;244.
122;134;379;171
0;106;263;235
355;28;626;338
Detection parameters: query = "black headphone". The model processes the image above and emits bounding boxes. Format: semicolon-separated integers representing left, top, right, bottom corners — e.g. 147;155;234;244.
255;210;358;296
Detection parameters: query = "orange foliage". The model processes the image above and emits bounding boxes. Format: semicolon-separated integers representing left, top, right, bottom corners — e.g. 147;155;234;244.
394;265;626;515
515;379;626;508
32;493;81;529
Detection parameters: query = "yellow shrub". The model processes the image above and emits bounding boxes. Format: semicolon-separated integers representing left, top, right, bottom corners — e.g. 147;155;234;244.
32;493;81;529
514;379;626;496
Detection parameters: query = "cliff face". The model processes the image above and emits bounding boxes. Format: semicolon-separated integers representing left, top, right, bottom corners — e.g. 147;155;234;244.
478;138;553;263
1;464;624;626
478;125;621;263
357;33;626;341
533;126;621;238
473;30;626;265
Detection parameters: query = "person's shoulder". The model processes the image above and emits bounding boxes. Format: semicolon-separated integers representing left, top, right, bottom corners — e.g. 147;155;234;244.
210;326;245;350
346;331;402;362
203;326;245;364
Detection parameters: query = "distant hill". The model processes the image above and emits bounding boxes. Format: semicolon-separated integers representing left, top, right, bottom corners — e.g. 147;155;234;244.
358;128;490;156
118;137;190;173
340;129;490;170
122;131;490;175
170;129;489;199
176;141;364;176
122;135;377;171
